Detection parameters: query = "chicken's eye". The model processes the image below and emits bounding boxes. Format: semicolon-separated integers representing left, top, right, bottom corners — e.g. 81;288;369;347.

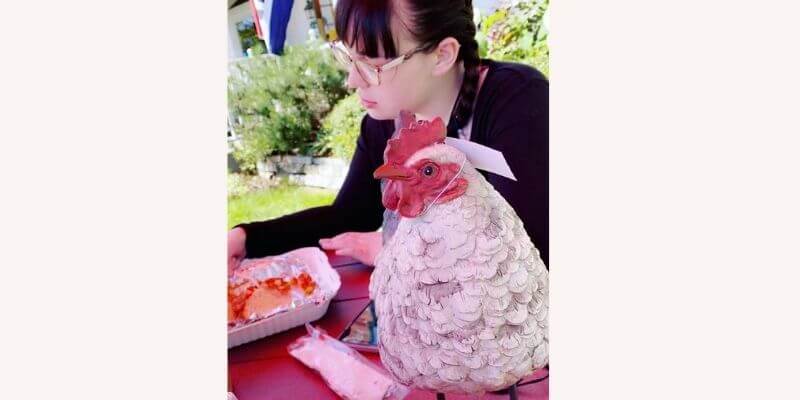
422;164;436;177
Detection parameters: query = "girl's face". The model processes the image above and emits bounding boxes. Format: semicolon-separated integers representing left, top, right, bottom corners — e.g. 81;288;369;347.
342;14;438;120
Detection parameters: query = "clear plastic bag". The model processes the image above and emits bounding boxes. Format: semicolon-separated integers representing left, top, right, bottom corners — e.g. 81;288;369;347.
288;323;410;400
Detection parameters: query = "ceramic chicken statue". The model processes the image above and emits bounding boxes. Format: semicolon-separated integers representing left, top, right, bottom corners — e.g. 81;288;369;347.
369;114;549;395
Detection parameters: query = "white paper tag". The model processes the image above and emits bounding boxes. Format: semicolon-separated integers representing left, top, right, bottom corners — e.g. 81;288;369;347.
444;137;517;181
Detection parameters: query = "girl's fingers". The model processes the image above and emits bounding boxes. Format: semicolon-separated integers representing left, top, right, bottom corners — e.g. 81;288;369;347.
334;247;354;257
337;248;371;265
321;232;357;249
322;232;379;265
319;236;342;248
228;256;242;275
320;239;343;250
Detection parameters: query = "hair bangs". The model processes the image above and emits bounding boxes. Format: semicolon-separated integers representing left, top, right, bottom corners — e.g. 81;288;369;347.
335;0;398;59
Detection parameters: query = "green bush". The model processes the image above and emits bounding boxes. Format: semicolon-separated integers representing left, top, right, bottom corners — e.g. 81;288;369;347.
228;42;348;172
316;93;365;160
481;0;549;77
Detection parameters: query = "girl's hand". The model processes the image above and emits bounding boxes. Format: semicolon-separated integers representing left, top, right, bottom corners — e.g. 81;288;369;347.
228;227;247;275
319;231;383;267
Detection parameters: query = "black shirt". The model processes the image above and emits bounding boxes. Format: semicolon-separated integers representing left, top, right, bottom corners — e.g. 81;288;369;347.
238;59;549;266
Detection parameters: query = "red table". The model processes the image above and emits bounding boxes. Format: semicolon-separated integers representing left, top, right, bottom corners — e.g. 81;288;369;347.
228;250;549;399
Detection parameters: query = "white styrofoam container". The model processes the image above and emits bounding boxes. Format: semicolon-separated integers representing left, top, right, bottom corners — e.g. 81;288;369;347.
228;247;341;348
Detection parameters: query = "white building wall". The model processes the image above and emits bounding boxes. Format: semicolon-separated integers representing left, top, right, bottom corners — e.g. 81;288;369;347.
281;0;312;48
228;3;253;59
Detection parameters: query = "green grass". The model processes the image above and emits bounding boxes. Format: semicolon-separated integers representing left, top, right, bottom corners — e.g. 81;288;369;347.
228;183;337;229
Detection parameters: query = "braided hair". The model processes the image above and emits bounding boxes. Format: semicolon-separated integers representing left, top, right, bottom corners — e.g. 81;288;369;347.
451;31;481;132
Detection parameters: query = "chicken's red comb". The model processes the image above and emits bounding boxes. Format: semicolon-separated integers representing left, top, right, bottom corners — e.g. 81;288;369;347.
385;116;447;165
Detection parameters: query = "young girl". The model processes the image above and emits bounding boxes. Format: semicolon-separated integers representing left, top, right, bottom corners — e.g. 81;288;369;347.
228;0;548;271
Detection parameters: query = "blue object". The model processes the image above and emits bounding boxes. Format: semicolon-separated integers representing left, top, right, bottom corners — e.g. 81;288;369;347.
269;0;294;55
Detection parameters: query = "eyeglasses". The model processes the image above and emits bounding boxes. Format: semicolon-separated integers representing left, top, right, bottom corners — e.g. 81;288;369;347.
329;40;427;86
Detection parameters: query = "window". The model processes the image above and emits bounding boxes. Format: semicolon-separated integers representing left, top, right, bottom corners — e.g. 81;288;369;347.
236;17;266;56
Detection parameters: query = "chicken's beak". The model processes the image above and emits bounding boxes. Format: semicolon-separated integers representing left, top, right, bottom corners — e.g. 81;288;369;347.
373;164;411;180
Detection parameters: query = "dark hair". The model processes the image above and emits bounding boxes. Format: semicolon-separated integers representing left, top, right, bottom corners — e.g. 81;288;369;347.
335;0;481;131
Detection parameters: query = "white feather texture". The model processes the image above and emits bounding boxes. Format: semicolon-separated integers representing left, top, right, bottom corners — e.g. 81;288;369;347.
371;144;549;394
